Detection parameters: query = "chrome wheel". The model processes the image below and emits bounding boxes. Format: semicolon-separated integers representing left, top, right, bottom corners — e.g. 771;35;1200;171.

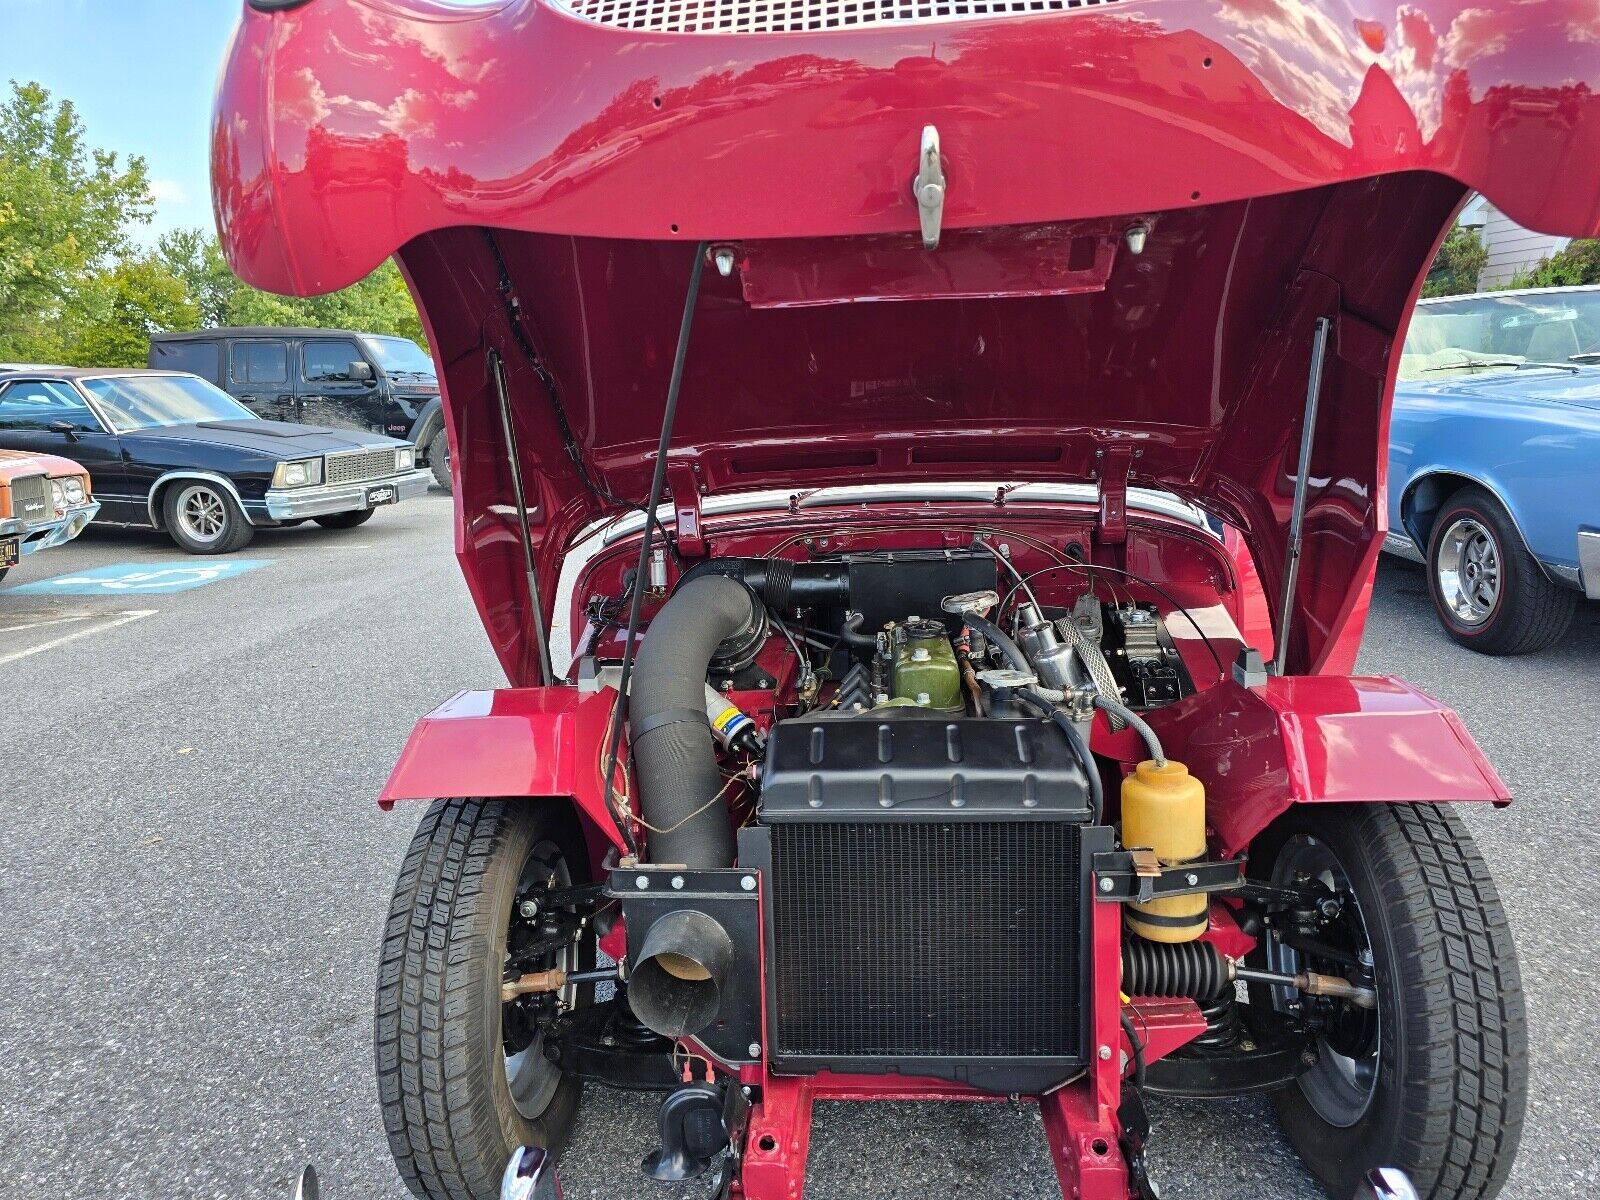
174;484;228;545
1267;834;1379;1129
503;838;581;1121
1434;515;1500;626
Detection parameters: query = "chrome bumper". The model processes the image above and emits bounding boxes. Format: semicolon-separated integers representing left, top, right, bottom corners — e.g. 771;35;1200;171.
0;501;101;555
1579;530;1600;600
262;469;432;522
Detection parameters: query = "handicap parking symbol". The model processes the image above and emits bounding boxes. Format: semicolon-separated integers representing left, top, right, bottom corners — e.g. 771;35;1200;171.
10;560;271;595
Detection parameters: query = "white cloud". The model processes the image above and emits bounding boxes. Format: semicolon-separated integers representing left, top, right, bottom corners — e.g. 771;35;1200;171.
148;179;188;205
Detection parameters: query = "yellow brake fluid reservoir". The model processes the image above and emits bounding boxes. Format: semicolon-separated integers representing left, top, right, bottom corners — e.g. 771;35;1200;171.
1121;759;1208;943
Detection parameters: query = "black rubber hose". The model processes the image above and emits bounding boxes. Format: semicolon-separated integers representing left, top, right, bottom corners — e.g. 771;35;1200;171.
959;611;1032;675
839;612;880;651
676;557;849;609
1012;688;1105;820
1120;1010;1148;1093
629;575;758;868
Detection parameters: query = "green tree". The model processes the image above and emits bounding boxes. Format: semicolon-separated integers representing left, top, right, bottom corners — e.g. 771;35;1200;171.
1507;239;1600;289
158;226;424;346
1421;226;1488;298
68;256;200;367
156;227;239;328
0;80;152;361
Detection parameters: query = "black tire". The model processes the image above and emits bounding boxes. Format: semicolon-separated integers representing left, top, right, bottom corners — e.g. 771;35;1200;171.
1250;804;1525;1200
314;508;375;530
1425;485;1574;655
377;799;594;1200
426;426;453;492
162;480;254;554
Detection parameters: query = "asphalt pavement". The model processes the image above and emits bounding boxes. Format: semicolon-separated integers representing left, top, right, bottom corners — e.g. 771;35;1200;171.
2;493;1597;1199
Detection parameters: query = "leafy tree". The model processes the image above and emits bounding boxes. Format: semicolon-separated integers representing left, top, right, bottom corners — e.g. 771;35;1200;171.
1421;226;1488;298
156;228;239;328
158;226;425;347
68;256;200;367
0;81;152;361
1507;239;1600;289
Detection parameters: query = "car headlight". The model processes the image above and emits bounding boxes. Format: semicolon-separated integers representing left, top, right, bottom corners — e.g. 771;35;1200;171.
272;458;324;488
62;476;87;505
396;446;416;472
50;479;65;510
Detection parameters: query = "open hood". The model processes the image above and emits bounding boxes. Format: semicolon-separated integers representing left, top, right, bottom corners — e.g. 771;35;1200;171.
214;0;1600;682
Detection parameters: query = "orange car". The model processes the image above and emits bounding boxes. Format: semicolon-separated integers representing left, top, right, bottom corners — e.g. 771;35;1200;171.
0;448;99;583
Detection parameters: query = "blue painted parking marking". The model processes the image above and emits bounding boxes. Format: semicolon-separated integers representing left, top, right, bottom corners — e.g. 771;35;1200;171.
10;560;271;595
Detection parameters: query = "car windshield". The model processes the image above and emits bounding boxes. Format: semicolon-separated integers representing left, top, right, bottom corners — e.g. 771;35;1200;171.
81;374;257;432
362;336;436;379
1399;289;1600;379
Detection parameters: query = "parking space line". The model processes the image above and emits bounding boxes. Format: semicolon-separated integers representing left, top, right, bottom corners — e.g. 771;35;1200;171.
0;609;157;666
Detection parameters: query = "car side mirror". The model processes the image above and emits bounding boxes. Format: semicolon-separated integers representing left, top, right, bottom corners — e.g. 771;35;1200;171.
47;419;80;441
348;361;376;384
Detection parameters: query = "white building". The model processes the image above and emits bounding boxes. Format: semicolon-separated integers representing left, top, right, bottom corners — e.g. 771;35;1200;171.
1458;194;1570;289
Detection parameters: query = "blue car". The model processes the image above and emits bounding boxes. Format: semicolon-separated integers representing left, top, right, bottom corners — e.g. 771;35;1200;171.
1385;284;1600;654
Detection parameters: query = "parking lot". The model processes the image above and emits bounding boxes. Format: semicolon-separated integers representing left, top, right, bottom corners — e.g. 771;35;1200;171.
3;491;1598;1200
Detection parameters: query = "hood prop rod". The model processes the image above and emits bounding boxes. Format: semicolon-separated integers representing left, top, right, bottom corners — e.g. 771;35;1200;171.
1271;315;1331;676
600;242;711;859
491;348;556;687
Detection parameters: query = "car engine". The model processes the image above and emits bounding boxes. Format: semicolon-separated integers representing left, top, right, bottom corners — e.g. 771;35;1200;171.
607;544;1200;1093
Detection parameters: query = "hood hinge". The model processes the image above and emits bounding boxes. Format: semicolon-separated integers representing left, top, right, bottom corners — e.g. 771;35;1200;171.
1095;445;1136;545
669;463;707;558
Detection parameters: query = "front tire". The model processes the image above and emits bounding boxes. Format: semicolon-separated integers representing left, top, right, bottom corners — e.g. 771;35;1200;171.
426;426;453;491
163;481;254;554
314;508;375;530
1426;486;1574;655
1251;804;1526;1200
377;799;593;1200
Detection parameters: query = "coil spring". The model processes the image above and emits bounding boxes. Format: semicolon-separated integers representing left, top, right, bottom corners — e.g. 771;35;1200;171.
1191;990;1245;1050
1121;937;1230;1000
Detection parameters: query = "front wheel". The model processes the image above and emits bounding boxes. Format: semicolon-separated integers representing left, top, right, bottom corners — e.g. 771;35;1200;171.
1250;804;1526;1200
314;508;375;530
1426;486;1574;654
426;426;453;491
377;799;594;1200
163;481;254;554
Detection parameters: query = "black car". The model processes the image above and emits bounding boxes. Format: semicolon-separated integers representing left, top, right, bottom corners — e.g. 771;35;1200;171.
148;326;452;489
0;367;433;554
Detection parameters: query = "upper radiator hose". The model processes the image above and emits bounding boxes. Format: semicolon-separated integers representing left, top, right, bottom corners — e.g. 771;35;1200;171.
630;575;760;868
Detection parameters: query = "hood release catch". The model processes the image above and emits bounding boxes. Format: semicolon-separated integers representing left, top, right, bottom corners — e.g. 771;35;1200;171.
913;125;946;251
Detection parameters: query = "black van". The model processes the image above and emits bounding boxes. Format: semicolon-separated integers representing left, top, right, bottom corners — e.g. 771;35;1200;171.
148;327;452;489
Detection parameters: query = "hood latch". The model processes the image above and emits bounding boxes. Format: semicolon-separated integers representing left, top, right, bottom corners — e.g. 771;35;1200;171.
912;125;946;251
1095;444;1135;545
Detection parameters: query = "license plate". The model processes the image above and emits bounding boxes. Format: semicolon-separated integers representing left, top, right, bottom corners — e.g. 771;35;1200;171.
366;484;398;508
0;536;18;569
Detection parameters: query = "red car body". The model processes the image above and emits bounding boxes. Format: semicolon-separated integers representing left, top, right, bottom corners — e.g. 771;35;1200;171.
215;0;1599;1196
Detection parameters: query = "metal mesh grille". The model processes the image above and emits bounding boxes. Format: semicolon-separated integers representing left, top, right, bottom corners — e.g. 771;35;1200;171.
770;821;1082;1058
325;449;397;486
550;0;1120;34
9;474;52;526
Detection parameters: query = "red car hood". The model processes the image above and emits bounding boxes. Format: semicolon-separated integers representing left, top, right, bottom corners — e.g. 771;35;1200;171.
214;0;1600;682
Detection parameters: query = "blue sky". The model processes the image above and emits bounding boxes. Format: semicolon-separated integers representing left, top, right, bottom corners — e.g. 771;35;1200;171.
0;1;247;242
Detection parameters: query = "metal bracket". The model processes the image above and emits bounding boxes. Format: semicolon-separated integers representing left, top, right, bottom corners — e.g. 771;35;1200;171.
1093;851;1246;903
1095;444;1134;544
669;463;707;558
912;125;946;251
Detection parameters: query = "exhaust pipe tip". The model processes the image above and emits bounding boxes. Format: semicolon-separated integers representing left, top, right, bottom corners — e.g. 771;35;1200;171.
628;909;735;1038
